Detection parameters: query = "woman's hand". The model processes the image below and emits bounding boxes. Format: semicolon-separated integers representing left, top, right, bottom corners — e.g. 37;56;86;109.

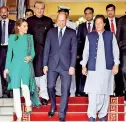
43;66;48;75
4;69;9;79
82;67;87;76
24;56;32;63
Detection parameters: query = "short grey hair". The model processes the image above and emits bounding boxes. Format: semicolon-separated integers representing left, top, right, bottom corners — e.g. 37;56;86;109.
34;1;45;8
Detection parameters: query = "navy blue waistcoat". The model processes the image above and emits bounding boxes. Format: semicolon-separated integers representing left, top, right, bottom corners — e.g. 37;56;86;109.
87;31;114;71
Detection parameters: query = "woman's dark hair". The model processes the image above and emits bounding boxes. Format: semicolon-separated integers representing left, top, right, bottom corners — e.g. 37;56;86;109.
14;18;27;40
94;15;105;24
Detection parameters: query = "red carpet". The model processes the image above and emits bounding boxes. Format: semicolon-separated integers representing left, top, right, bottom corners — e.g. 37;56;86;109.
13;97;125;121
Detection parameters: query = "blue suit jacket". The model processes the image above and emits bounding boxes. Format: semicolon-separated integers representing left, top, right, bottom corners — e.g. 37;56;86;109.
43;27;77;71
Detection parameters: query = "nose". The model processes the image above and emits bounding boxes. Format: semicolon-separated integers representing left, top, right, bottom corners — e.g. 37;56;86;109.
38;9;41;13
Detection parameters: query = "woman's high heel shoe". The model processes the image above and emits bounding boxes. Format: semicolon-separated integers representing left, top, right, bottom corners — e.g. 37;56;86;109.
26;106;32;114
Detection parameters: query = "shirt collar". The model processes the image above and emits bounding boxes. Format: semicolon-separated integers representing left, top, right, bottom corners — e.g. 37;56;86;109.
58;26;66;31
98;30;105;35
2;18;9;23
86;20;93;25
108;17;115;21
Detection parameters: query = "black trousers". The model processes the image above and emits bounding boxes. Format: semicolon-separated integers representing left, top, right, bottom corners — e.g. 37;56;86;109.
75;58;86;94
121;55;126;92
0;46;12;97
114;67;124;96
0;47;8;95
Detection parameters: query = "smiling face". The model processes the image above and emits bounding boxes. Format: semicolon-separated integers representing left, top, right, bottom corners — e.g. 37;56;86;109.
57;13;67;28
17;21;28;34
0;7;8;20
34;3;45;17
95;18;105;32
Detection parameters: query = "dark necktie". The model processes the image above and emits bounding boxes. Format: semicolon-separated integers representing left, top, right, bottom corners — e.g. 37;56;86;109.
88;22;91;33
1;21;6;45
59;28;62;46
111;19;115;35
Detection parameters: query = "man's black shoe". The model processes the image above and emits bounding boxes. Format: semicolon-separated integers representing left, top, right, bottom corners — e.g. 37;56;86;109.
48;108;56;117
59;118;65;122
41;99;48;105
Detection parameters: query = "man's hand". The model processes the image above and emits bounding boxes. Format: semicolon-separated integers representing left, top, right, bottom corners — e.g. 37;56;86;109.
77;56;80;59
24;56;32;63
43;66;48;75
4;69;9;79
82;67;87;76
69;67;75;75
112;65;119;75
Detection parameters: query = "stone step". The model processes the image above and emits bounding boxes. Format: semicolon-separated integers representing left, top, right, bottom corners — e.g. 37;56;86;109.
0;98;13;107
0;106;13;115
0;115;13;122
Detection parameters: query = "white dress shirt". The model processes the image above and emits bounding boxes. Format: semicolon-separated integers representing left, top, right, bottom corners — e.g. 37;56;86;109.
58;26;66;37
66;19;77;30
86;20;94;32
108;17;117;34
1;18;9;46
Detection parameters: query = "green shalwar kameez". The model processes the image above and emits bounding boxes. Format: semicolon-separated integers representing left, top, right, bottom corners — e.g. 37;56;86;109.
5;34;41;106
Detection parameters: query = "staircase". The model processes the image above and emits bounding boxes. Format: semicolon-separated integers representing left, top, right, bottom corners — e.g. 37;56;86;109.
0;98;13;122
13;97;125;121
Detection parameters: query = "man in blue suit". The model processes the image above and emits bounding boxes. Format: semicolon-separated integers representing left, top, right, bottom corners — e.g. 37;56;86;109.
43;12;77;121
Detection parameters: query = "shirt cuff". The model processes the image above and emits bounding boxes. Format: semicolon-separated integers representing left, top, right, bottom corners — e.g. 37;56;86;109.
80;60;87;67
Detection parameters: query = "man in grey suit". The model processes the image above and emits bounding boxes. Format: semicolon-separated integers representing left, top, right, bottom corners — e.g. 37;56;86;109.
43;13;77;121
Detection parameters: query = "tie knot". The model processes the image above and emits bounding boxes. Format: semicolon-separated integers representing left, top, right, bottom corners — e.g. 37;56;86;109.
88;22;91;25
111;19;113;22
60;28;62;32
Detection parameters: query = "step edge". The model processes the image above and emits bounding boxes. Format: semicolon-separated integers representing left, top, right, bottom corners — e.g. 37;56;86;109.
13;112;126;114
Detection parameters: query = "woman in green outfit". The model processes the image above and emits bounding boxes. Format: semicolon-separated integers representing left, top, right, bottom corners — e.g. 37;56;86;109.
4;19;41;121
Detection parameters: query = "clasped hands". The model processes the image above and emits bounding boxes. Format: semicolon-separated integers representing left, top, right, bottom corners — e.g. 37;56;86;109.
3;56;32;79
24;56;32;63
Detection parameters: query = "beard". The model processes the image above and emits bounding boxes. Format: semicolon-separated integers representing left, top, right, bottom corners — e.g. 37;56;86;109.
1;15;7;19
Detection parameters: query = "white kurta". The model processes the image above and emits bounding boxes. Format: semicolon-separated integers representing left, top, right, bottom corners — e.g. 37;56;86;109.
80;32;120;95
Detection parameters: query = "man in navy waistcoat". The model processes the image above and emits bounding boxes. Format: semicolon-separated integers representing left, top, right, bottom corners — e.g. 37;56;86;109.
80;15;119;121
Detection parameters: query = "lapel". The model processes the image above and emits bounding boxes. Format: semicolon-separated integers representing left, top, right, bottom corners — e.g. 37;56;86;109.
8;20;11;34
92;23;95;31
55;27;59;48
0;21;2;43
0;21;2;33
55;27;58;40
106;18;111;31
115;17;118;26
84;22;88;34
